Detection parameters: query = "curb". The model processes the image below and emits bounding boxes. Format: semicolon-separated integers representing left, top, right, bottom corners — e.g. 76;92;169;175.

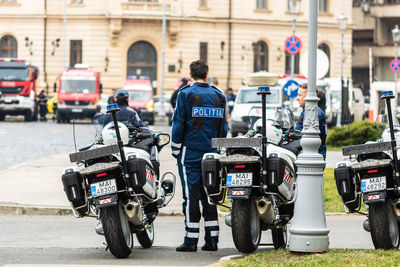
0;203;360;217
0;203;183;217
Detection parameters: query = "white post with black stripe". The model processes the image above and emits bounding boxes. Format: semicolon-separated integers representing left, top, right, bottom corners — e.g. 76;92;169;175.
288;0;329;252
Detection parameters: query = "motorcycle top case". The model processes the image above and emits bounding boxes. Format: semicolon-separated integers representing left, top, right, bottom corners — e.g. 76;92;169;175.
127;157;157;199
334;165;360;212
201;156;224;202
267;154;295;201
61;170;86;209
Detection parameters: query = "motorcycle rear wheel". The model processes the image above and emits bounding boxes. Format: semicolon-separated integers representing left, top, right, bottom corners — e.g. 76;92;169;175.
136;222;155;248
231;197;261;253
100;201;133;258
369;200;400;249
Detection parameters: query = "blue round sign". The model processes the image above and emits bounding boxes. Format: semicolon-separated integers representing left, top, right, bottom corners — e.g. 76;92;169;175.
283;80;299;98
285;35;302;55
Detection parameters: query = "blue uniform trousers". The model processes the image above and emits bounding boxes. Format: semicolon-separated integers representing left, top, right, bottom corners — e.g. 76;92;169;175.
177;146;219;246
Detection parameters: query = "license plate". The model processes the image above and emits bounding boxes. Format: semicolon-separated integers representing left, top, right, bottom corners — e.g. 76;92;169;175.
227;173;253;187
361;176;386;193
72;108;83;113
91;179;117;197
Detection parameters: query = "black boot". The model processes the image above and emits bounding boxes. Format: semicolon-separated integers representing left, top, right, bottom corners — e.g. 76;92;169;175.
201;243;218;251
176;243;197;252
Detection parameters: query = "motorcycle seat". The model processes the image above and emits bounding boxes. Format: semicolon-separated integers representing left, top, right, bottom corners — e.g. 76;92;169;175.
281;139;302;156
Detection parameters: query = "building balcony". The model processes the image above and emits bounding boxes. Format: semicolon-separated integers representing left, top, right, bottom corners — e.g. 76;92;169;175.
121;2;175;16
370;3;400;18
372;45;396;58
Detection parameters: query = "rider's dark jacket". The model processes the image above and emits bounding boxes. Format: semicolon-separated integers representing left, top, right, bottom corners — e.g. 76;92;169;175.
102;102;146;128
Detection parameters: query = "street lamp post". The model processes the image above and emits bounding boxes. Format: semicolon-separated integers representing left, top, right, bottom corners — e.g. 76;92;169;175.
288;0;329;253
336;14;347;127
288;0;301;108
392;25;400;124
159;0;167;117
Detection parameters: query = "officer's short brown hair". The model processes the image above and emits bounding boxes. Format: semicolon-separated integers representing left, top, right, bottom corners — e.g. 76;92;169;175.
190;60;209;80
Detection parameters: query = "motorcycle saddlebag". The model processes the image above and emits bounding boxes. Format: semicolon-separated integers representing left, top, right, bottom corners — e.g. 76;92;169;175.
201;156;224;202
267;154;295;200
334;165;360;212
61;170;86;209
127;157;157;198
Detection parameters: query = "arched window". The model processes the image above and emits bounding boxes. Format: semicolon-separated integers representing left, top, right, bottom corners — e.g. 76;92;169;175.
0;35;17;58
253;41;268;72
318;43;330;77
127;40;157;84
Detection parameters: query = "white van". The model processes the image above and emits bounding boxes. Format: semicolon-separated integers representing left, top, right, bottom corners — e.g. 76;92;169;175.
229;85;282;137
370;81;400;121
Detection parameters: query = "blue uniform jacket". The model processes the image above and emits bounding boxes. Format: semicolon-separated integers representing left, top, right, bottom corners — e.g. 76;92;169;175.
171;82;228;156
103;103;146;128
295;107;327;160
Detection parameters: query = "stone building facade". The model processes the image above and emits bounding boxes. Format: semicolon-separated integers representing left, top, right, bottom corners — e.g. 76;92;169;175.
0;0;352;95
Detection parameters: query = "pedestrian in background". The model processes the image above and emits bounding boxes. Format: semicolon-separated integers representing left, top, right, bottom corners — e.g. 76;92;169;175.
226;87;236;115
295;83;327;160
170;77;189;109
171;60;228;252
37;90;48;121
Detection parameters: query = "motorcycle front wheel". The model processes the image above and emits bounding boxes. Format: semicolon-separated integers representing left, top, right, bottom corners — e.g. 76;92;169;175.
231;197;261;253
100;201;133;258
136;222;155;248
369;199;400;249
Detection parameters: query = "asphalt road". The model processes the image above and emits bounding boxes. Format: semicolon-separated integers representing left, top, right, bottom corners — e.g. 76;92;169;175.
0;119;170;170
0;214;373;266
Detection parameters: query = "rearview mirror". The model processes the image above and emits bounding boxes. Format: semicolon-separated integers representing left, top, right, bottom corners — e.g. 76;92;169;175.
157;133;170;148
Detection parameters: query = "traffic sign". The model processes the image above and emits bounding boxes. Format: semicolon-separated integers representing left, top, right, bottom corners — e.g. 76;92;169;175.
283;80;299;98
390;59;400;72
285;35;302;55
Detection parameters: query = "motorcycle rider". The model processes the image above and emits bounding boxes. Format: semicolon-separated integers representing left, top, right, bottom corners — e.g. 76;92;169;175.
171;60;228;252
295;83;327;160
102;89;146;129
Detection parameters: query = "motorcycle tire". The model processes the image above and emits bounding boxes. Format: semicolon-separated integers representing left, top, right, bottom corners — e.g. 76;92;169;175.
100;201;133;258
272;225;287;250
231;197;261;253
369;200;400;250
136;222;155;249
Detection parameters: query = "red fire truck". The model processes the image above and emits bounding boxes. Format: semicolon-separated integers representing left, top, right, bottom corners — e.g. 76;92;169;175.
55;64;102;123
0;59;39;121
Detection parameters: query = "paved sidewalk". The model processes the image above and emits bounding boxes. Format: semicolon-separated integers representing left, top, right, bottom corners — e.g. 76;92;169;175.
0;146;183;216
0;148;343;215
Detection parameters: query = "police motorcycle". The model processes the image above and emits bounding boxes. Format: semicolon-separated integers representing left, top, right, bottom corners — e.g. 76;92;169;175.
201;86;302;253
61;104;175;258
334;90;400;250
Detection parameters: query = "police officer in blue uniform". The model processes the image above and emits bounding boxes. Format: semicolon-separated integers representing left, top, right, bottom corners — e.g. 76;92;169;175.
102;89;146;129
295;83;327;160
172;60;228;252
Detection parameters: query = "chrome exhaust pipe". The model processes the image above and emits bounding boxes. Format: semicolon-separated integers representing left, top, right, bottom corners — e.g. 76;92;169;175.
124;201;143;226
255;197;274;225
393;200;400;220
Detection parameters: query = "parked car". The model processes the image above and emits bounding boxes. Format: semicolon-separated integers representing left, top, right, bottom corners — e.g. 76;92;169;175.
229;85;282;137
154;94;173;126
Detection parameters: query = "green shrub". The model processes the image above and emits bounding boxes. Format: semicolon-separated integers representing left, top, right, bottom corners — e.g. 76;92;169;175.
326;121;382;147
